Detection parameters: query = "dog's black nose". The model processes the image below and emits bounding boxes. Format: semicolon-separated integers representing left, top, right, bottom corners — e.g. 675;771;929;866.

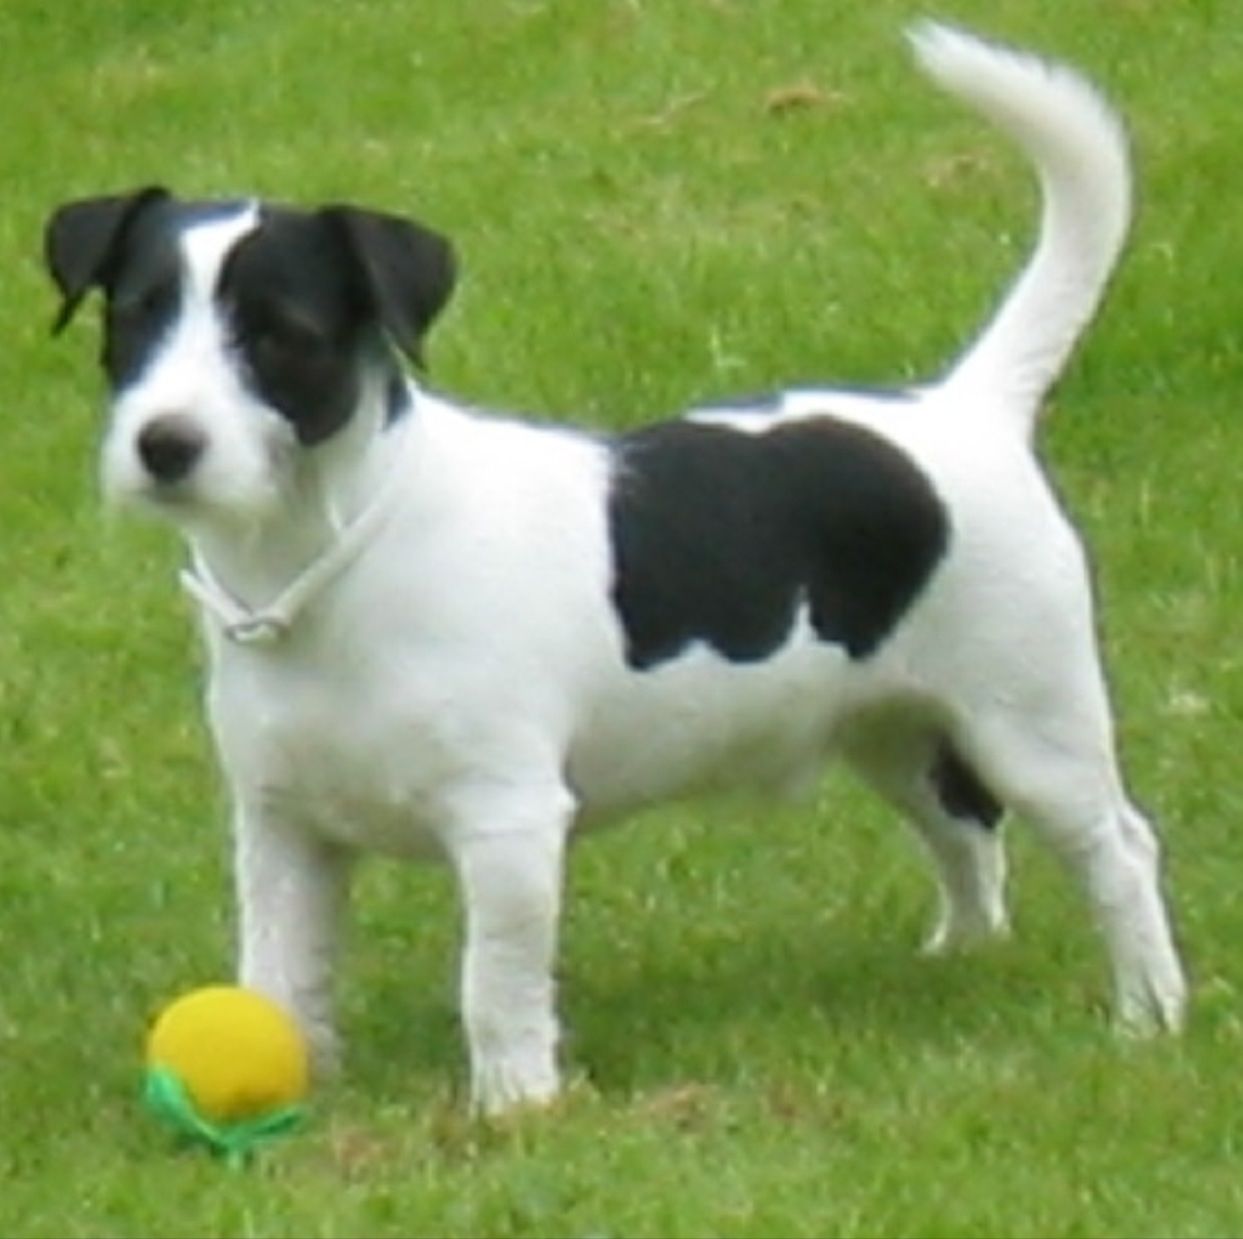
136;414;206;483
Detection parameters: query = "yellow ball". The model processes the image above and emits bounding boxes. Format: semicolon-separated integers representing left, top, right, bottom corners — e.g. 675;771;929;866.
145;985;309;1122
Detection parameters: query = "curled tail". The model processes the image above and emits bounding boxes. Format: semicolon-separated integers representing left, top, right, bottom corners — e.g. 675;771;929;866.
909;23;1131;436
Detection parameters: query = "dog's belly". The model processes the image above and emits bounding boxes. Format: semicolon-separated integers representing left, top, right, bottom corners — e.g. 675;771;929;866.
212;605;886;853
568;622;862;821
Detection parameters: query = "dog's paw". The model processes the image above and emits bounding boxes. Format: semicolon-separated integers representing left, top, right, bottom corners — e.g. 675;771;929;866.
1114;968;1187;1038
471;1049;560;1118
921;910;1011;957
305;1024;344;1078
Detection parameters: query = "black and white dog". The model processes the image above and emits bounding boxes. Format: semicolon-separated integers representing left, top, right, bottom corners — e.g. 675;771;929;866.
46;25;1185;1114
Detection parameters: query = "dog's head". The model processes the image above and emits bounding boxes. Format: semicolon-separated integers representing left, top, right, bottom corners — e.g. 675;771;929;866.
44;187;456;521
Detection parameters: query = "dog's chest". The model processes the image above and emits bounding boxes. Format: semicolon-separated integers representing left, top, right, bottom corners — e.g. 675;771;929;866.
207;647;466;858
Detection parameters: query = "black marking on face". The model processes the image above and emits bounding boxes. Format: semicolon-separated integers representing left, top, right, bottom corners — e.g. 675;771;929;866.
217;208;381;445
930;744;1004;829
45;189;456;448
607;417;948;669
102;237;182;390
82;198;246;391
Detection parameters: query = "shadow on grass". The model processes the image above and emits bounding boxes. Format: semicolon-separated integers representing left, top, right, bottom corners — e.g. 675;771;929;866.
562;920;1029;1097
339;952;465;1106
325;847;1074;1107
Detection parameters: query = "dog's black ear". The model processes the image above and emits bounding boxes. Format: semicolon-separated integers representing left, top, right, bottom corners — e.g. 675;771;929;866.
322;205;457;364
44;186;170;334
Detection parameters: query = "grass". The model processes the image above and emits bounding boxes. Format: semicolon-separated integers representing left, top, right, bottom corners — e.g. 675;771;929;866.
2;0;1242;1234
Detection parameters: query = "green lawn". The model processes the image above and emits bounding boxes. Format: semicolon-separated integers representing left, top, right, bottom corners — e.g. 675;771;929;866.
3;1;1242;1235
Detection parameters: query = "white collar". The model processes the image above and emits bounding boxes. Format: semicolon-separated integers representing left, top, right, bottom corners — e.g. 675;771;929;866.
179;458;405;647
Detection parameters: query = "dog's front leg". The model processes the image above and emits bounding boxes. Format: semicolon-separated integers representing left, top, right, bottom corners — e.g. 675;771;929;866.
447;803;570;1117
233;806;353;1073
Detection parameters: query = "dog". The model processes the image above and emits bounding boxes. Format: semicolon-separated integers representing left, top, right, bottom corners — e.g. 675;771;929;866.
45;24;1186;1115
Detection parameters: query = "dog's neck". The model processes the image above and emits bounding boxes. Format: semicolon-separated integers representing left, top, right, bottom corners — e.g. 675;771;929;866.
182;369;411;642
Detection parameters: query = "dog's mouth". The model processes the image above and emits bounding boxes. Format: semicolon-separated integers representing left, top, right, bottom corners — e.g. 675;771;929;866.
102;470;199;519
135;476;198;507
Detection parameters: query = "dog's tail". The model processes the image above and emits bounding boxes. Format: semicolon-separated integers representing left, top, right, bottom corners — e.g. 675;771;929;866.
909;23;1130;435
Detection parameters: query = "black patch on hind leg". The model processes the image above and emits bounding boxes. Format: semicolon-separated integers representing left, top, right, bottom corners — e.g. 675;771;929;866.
607;417;949;669
931;745;1003;829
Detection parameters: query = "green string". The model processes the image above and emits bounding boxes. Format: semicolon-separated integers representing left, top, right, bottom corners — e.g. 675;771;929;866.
143;1065;305;1167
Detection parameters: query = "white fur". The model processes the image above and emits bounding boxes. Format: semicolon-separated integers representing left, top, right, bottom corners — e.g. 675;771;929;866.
101;25;1185;1113
910;22;1132;425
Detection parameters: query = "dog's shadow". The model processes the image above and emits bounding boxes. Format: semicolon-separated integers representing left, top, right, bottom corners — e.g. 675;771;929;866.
560;918;1017;1097
346;912;1023;1108
340;825;1046;1105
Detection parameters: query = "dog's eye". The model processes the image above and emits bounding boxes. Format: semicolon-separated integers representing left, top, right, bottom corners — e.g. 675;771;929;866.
250;317;330;360
110;284;174;326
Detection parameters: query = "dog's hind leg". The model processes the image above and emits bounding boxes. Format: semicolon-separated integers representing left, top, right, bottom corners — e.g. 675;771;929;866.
845;727;1010;954
957;687;1186;1034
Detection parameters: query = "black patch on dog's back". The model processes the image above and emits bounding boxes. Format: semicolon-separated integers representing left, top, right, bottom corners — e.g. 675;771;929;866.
608;417;948;668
